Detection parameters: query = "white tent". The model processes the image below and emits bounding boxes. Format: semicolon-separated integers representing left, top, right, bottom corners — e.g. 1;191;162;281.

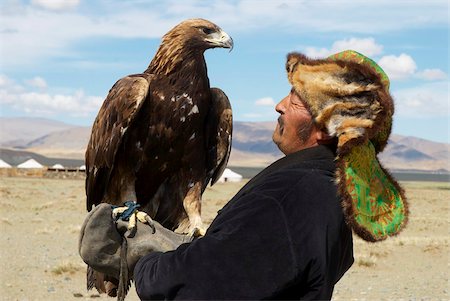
217;168;243;183
52;164;65;169
79;165;86;171
17;159;44;169
0;159;11;168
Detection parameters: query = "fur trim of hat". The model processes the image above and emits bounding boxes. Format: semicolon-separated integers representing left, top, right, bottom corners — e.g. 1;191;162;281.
286;51;394;155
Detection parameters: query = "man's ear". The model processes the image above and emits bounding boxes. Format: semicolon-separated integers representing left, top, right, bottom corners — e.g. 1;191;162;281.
316;130;334;144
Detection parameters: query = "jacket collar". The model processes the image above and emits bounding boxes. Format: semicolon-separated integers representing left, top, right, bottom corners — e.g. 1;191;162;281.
240;144;336;192
218;144;337;213
262;144;336;175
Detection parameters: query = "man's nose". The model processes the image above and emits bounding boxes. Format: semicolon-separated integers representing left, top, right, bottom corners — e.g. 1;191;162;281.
275;96;288;113
275;102;283;113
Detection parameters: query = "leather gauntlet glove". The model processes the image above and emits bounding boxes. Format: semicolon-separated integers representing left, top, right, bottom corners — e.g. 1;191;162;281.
78;203;193;299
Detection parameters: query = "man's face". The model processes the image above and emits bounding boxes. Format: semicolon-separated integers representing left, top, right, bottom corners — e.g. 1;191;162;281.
272;90;320;155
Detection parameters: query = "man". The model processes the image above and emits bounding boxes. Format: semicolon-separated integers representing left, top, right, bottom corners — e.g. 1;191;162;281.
132;87;352;300
80;50;407;300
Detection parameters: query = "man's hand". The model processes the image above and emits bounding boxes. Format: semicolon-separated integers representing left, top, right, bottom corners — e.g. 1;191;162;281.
79;203;193;283
116;215;194;273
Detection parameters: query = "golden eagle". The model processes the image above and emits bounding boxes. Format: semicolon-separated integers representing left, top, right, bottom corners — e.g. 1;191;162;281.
84;18;233;293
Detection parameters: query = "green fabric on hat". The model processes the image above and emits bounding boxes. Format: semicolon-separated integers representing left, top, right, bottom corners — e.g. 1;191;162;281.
343;141;407;240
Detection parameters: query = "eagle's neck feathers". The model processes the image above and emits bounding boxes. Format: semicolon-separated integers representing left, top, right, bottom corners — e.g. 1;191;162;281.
145;34;206;78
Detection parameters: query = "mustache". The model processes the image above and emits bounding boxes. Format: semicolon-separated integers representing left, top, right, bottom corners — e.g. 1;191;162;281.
278;116;284;127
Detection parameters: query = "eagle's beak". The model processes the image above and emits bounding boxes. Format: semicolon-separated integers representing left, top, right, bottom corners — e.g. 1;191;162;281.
206;30;234;51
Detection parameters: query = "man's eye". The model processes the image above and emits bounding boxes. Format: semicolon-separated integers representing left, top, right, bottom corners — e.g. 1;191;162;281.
202;27;214;35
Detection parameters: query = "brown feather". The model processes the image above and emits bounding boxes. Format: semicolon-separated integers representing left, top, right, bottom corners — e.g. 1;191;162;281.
84;18;233;296
206;88;233;188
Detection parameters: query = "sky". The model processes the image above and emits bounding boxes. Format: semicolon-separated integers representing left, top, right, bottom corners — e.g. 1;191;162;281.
0;0;449;143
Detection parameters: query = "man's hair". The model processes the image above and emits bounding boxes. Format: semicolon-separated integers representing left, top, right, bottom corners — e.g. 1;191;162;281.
296;119;313;143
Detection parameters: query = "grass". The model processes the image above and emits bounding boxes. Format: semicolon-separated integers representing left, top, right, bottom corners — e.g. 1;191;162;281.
1;218;12;225
67;224;82;234
356;255;377;267
51;261;84;275
35;226;59;234
33;201;55;211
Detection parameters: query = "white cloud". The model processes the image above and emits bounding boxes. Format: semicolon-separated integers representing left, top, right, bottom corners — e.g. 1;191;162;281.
305;37;384;58
393;81;449;117
255;97;275;106
25;76;47;89
1;1;448;68
0;74;13;87
303;46;445;83
303;39;446;83
303;47;331;58
217;0;449;33
0;75;102;117
241;96;279;121
416;69;447;81
332;38;384;57
31;0;80;11
240;110;279;122
0;74;25;94
378;54;417;80
0;6;175;68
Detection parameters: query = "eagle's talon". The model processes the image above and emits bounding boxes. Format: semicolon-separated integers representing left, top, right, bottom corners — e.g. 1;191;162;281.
128;211;137;230
146;216;156;234
190;227;206;238
137;212;156;234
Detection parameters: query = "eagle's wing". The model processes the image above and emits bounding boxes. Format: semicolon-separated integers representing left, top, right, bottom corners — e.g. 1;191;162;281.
204;87;233;191
85;74;152;211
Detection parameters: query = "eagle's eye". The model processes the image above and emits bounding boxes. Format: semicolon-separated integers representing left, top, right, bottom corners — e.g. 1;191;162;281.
201;27;214;35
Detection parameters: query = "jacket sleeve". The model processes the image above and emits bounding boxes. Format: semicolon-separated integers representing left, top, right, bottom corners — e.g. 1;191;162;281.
133;192;299;300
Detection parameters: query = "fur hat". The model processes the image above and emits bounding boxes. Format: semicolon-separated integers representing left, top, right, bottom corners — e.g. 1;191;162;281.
286;50;408;242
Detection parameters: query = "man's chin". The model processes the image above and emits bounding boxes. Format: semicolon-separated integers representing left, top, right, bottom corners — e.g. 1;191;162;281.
272;133;281;148
274;122;283;135
273;123;285;150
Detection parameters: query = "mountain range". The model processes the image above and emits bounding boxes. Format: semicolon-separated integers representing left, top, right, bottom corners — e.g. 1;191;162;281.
0;117;449;172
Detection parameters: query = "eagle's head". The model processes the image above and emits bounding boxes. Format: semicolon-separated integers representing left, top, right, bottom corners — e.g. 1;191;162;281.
148;19;233;75
164;18;233;51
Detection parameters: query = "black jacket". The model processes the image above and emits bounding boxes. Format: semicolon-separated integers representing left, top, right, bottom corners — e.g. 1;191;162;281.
134;145;354;300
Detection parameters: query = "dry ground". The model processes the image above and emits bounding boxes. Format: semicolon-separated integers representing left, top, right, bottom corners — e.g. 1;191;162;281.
0;176;448;300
